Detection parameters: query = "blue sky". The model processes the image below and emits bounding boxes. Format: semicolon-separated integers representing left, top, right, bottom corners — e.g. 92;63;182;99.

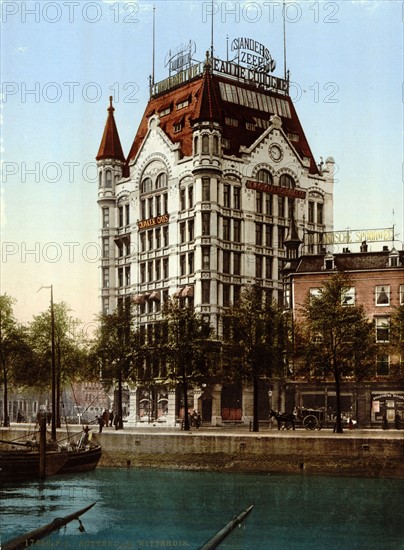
1;0;403;328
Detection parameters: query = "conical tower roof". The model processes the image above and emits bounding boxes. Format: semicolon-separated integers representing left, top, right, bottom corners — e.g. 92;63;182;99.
192;53;222;124
96;96;125;162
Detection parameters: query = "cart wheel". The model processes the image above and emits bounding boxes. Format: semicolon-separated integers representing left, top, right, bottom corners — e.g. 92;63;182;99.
303;415;318;430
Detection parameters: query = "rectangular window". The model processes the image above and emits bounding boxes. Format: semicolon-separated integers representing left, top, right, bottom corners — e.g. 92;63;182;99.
233;187;241;209
102;207;109;228
225;116;238;127
265;224;272;247
148;197;153;218
140;263;146;283
256;191;263;213
341;287;355;306
155;195;161;216
180;222;186;243
155;258;161;280
317;203;323;225
118;206;124;227
265;194;272;216
278;197;285;218
174;123;182;133
188;219;194;241
308;201;315;224
180;188;186;211
278;226;285;249
155;227;161;249
163;226;169;247
163;193;168;214
255;223;263;246
376;317;390;343
265;257;272;279
188;252;194;274
202;178;210;201
148;230;153;250
256;255;263;278
233;253;241;275
140;233;146;252
309;288;321;303
163;258;169;279
125;266;130;286
180;254;186;276
118;267;123;287
188;185;193;208
102;268;109;288
102;237;109;258
223;184;230;207
233;219;241;242
234;285;241;305
223;218;230;241
223;284;230;307
202;247;210;270
376;354;390;376
223;250;230;273
102;297;109;315
222;138;230;149
202;213;210;235
202;281;210;303
141;199;146;220
148;261;153;282
375;286;390;306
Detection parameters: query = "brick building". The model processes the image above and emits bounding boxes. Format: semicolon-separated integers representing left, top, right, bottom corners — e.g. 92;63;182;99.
283;244;404;427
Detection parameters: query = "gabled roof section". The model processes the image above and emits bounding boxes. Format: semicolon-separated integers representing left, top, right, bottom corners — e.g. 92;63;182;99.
96;96;125;162
126;68;320;174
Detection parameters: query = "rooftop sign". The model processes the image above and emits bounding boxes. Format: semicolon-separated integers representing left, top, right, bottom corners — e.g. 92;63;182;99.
231;37;276;73
306;227;394;246
164;41;196;74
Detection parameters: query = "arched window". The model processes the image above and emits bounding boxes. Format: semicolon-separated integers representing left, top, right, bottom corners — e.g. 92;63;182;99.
105;170;112;188
156;173;168;189
212;135;219;155
202;134;209;154
99;171;103;188
256;169;273;184
194;136;199;154
279;174;295;188
142;177;153;193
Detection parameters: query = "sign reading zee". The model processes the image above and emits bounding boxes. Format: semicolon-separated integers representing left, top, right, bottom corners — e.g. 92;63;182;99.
231;37;276;73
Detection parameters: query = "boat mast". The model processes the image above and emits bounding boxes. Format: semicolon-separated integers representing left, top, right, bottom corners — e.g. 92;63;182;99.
50;285;56;440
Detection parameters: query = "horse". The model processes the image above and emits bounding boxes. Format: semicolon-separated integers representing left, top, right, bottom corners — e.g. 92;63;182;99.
269;410;296;431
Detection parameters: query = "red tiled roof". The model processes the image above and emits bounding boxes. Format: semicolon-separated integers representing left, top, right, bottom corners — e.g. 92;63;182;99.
125;70;320;174
96;96;125;162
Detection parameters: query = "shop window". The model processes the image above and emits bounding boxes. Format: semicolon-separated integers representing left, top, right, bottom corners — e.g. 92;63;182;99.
375;286;390;306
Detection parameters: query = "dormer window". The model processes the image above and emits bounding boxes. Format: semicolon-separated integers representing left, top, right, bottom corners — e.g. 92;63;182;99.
388;248;399;267
225;116;238;127
323;252;334;270
174;123;182;133
176;99;189;110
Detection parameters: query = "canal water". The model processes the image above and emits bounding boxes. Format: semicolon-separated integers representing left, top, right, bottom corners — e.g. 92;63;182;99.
1;468;403;550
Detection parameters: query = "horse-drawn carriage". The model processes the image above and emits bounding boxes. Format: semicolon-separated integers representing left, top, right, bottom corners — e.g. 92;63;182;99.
269;407;328;431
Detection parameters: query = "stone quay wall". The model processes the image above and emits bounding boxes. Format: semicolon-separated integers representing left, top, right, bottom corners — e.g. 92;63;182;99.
2;428;403;478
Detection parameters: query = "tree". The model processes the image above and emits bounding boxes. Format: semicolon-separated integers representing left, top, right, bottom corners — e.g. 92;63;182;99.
298;274;376;433
222;285;285;432
0;294;34;426
92;300;143;430
28;302;88;427
161;298;213;431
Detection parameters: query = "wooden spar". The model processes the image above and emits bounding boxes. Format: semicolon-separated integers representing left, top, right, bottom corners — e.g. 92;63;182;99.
198;505;254;550
3;502;96;550
39;414;47;479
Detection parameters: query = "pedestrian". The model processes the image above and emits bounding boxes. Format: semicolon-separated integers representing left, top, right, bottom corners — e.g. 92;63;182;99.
97;416;104;433
102;409;109;427
114;414;121;430
394;412;401;430
109;410;114;427
348;418;354;430
382;414;388;430
82;426;91;446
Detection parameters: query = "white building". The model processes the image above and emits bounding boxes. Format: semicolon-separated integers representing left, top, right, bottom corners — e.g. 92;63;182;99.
96;51;335;426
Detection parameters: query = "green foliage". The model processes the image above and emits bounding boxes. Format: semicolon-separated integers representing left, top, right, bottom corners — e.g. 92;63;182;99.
161;298;214;387
299;274;376;381
222;285;285;382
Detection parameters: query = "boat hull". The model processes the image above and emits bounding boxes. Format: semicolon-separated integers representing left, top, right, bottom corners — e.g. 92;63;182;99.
59;445;102;474
0;449;68;481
